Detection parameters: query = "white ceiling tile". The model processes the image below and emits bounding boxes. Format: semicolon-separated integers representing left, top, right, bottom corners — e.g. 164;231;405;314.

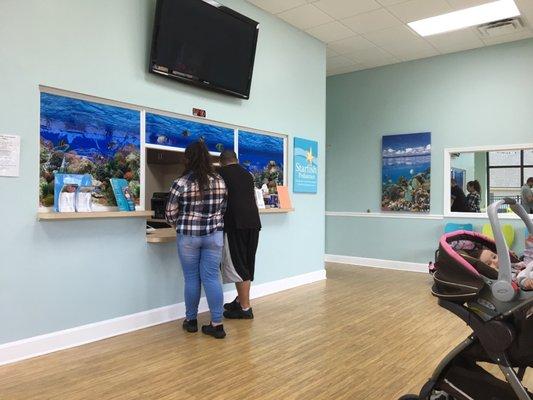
515;0;533;25
246;0;307;15
387;0;453;23
426;28;485;53
329;35;377;54
327;64;367;76
391;46;440;61
344;46;398;64
327;55;356;68
362;25;420;46
446;0;493;10
278;4;334;30
377;37;439;58
326;47;340;57
376;0;410;6
306;21;356;42
340;8;403;34
481;28;533;45
313;0;381;19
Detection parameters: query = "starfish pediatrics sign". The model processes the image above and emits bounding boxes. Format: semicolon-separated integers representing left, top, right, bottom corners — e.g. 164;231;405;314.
293;137;318;193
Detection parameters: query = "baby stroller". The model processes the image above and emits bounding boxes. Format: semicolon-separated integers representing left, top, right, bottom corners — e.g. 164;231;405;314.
400;198;533;400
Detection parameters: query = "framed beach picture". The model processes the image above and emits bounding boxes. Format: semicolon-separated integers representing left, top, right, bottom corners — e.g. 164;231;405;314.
381;132;431;213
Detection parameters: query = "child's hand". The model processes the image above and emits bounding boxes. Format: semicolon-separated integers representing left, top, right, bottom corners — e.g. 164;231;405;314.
523;279;533;291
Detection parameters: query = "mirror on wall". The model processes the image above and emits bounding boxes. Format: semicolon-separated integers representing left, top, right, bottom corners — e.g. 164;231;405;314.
446;147;533;215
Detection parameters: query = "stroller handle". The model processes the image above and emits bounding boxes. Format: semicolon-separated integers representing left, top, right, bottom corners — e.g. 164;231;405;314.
487;199;517;302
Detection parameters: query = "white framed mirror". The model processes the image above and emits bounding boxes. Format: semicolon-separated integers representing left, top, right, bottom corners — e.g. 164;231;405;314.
444;144;533;218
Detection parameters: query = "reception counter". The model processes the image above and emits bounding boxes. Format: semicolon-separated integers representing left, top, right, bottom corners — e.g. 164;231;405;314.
146;207;294;243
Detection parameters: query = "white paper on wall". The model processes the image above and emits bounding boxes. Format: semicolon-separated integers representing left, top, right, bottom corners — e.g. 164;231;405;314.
0;134;21;177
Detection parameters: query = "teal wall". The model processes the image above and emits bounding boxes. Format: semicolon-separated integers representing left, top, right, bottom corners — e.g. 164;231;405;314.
326;38;533;263
0;0;325;344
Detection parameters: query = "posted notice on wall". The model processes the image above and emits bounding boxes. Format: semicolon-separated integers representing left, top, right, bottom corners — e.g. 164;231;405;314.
0;134;21;177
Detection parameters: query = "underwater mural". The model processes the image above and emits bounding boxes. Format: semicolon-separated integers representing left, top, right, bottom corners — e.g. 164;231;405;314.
39;92;141;208
238;130;284;192
145;113;234;154
381;132;431;213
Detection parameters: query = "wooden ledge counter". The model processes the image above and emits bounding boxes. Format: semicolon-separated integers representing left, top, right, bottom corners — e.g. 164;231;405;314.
38;211;154;221
146;208;294;244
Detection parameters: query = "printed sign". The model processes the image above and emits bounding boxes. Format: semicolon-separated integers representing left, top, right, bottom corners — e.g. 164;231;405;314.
293;137;318;193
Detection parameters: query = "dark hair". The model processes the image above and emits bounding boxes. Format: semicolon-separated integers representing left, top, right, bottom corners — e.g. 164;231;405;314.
463;246;484;259
467;180;481;194
527;177;533;184
220;149;238;166
182;140;215;197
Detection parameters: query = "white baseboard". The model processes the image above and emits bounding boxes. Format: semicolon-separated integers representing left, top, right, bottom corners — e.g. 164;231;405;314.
325;254;427;274
0;269;326;367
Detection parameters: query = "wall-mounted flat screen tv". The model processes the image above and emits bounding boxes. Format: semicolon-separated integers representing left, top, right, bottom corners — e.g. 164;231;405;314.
150;0;259;100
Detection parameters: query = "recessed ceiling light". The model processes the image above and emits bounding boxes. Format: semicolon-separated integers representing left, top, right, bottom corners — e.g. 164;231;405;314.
408;0;520;37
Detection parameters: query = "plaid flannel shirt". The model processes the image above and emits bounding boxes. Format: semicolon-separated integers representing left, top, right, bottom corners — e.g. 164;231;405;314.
165;173;227;236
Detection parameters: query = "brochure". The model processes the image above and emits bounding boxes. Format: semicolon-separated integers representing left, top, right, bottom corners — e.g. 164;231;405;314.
110;178;136;211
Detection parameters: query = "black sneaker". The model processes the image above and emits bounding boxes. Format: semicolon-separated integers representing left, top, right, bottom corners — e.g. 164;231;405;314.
223;307;254;320
223;297;241;311
202;323;226;339
182;319;198;333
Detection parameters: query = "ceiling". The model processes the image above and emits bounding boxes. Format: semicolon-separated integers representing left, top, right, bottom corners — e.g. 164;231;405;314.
246;0;533;76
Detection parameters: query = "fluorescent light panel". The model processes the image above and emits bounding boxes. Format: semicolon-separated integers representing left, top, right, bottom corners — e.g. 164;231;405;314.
408;0;520;37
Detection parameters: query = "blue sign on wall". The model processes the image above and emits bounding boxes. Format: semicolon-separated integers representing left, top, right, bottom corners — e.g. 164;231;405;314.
293;137;318;193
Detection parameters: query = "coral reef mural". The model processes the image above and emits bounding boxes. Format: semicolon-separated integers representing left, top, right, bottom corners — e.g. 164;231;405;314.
40;93;141;208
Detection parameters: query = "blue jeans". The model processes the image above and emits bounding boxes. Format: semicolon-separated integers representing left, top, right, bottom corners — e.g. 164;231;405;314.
177;231;224;323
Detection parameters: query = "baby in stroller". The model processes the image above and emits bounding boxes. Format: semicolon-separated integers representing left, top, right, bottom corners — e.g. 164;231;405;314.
400;199;533;400
450;239;533;290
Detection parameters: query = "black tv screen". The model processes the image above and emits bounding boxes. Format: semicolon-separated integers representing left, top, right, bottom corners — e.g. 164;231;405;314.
150;0;259;99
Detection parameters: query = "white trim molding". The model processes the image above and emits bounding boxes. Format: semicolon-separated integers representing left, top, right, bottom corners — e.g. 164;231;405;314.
0;269;326;367
325;254;427;273
325;211;444;220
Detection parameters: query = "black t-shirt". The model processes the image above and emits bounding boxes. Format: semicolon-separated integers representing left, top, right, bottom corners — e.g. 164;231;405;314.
451;185;469;212
218;164;261;231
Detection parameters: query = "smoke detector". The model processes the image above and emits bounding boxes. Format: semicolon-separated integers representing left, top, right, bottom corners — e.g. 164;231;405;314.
477;17;525;37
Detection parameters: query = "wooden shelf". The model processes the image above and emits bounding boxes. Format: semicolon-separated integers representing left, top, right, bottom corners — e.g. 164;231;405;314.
259;208;294;214
146;209;294;244
147;228;176;243
38;211;154;221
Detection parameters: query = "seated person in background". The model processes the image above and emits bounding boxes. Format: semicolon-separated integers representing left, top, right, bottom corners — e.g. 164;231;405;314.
466;180;481;213
451;179;469;212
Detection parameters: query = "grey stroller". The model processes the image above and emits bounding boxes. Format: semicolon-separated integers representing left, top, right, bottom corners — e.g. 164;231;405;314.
400;199;533;400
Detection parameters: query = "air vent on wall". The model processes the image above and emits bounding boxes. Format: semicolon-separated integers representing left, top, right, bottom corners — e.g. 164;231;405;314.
477;17;525;37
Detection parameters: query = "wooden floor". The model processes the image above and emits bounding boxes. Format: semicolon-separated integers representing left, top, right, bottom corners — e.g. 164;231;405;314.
1;264;531;399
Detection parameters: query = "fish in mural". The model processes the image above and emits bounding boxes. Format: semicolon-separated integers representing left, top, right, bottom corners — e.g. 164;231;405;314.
181;130;190;138
156;135;169;145
215;143;224;152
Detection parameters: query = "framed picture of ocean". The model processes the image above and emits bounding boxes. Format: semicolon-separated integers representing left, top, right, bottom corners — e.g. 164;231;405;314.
381;132;431;213
39;92;141;209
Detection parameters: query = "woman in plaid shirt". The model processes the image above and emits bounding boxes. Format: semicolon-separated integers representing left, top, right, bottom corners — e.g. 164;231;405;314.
466;180;481;213
165;141;228;339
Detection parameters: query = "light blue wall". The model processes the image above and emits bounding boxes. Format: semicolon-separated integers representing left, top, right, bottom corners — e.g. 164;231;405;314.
0;0;325;344
326;38;533;263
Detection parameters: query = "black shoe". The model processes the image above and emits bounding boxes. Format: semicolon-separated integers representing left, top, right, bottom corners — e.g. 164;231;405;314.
182;319;198;333
223;297;241;311
202;323;226;339
223;307;254;320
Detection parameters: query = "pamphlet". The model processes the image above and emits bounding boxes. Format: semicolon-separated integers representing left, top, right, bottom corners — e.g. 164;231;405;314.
76;186;95;212
54;173;92;212
276;186;292;210
254;188;265;209
110;178;136;211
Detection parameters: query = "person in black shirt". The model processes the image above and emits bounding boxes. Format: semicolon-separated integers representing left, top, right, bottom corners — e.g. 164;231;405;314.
451;179;469;212
218;150;261;319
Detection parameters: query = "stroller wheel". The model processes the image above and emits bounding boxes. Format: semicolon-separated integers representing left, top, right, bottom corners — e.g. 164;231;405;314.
398;395;419;400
